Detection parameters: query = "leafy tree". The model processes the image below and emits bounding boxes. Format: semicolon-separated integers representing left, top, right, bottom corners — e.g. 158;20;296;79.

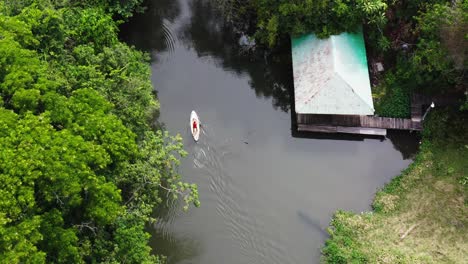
17;5;65;54
62;43;158;135
62;7;118;50
410;1;467;94
73;0;146;18
0;110;120;263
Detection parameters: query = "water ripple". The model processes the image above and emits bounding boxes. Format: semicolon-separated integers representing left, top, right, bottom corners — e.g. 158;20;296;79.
161;19;176;54
189;130;290;264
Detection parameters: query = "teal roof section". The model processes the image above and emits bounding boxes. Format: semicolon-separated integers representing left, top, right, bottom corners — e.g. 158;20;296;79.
291;28;374;115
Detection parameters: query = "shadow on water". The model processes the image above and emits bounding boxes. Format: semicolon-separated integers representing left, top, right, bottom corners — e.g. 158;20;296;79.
179;0;293;112
146;194;201;262
386;130;420;159
297;211;328;239
119;0;180;54
148;224;202;264
291;124;419;158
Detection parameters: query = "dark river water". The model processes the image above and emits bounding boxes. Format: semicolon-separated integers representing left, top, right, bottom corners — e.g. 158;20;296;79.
120;0;417;263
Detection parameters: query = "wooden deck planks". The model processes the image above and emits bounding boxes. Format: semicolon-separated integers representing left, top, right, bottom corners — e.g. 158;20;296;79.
297;124;387;136
295;93;430;135
359;116;416;130
297;114;421;131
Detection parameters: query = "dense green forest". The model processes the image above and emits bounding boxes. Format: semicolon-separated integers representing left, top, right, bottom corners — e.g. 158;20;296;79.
0;1;198;263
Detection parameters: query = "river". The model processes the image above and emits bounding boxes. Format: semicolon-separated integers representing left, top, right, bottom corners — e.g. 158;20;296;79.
120;0;417;263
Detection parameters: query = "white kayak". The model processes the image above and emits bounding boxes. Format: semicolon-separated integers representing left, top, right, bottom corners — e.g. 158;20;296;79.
190;110;200;141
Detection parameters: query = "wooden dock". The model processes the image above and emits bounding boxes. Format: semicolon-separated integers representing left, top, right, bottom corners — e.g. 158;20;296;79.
297;124;387;136
296;94;431;136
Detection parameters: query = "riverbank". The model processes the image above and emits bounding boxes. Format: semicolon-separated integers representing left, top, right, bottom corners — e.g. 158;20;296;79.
322;110;467;263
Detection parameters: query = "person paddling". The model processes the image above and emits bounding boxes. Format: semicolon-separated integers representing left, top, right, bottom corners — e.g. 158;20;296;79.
192;120;198;134
190;110;200;141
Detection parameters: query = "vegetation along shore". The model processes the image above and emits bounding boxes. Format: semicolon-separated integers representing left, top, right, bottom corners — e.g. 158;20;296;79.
0;1;198;262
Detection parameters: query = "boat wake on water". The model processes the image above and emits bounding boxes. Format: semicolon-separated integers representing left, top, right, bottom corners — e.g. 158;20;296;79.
190;124;229;173
187;126;289;264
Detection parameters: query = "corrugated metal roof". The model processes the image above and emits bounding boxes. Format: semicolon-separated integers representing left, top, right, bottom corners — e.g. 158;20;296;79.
292;29;374;115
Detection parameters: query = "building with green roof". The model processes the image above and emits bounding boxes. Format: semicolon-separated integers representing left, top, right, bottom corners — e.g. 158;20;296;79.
291;28;374;116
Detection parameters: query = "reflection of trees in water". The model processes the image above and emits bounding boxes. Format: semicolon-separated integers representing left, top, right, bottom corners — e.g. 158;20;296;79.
121;0;292;111
119;0;180;53
180;0;293;112
386;131;420;160
147;197;201;263
148;225;201;263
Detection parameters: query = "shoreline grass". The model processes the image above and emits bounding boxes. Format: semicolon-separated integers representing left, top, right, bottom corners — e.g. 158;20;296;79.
323;110;468;263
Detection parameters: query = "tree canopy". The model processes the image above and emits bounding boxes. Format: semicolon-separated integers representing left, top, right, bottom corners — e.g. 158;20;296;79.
216;0;387;46
0;1;198;263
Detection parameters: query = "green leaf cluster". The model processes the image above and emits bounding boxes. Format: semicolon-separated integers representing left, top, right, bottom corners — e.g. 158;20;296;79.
409;1;467;96
373;67;412;118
